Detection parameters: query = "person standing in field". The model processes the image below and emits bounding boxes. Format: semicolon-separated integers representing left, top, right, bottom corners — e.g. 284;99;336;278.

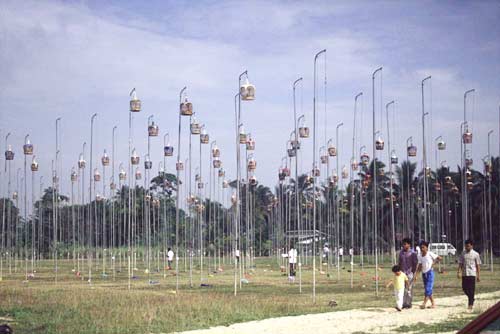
457;239;481;310
386;265;409;311
288;244;297;282
398;238;418;308
414;241;442;309
167;248;174;270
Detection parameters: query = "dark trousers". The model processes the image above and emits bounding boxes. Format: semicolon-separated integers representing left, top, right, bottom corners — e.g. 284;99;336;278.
289;263;296;276
462;276;476;306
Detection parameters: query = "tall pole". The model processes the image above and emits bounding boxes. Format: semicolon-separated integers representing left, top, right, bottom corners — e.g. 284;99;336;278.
372;66;382;297
112;126;117;250
293;77;303;293
385;100;396;264
89;113;97;284
463;89;475;243
312;49;326;303
421;76;431;242
335;122;343;282
175;86;186;293
487;130;493;272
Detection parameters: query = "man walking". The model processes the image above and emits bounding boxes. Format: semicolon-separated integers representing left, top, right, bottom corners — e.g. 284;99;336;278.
398;238;418;308
458;239;481;310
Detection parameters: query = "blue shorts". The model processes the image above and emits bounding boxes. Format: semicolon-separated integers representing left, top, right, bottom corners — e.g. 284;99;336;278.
422;270;435;297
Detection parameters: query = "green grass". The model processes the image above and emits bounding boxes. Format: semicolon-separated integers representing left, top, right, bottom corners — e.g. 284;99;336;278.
393;314;477;333
0;254;499;334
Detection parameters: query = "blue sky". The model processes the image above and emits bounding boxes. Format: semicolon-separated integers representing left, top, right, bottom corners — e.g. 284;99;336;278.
0;0;499;203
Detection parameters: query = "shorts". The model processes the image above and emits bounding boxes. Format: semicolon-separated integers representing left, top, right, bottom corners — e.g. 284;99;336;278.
422;270;435;297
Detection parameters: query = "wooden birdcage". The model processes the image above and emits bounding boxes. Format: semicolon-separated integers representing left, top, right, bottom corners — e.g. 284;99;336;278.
218;168;225;178
351;160;358;171
180;97;193;116
131;149;140;165
101;151;110;166
376;137;384;150
390;153;398;164
23;139;33;155
213;158;222;169
248;158;256;171
176;161;184;171
31;157;39;172
71;170;78;182
299;126;309;138
119;169;126;181
291;140;300;150
5;145;14;161
287;148;296;157
212;146;220;158
130;89;141;112
239;127;247;144
407;145;417;157
135;168;142;180
93;169;101;182
246;138;255;151
78;154;86;169
190;119;201;135
462;130;472;144
328;145;337;157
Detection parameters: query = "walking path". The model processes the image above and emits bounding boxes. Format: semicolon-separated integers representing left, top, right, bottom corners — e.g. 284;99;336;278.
174;291;500;334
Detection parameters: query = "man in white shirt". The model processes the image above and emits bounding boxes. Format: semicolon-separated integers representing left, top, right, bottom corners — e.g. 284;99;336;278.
415;241;442;309
167;248;174;270
288;245;297;282
457;239;481;310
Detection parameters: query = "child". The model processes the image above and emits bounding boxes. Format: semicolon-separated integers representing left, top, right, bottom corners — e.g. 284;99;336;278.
387;265;409;311
288;244;297;282
415;241;442;309
167;248;174;270
457;239;481;310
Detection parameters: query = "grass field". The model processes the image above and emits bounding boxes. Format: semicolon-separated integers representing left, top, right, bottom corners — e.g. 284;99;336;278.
0;253;499;334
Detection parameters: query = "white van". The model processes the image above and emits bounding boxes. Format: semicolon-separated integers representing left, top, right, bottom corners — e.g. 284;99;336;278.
429;243;457;256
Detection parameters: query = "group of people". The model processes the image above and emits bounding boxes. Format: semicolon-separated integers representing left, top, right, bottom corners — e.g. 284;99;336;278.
390;238;481;312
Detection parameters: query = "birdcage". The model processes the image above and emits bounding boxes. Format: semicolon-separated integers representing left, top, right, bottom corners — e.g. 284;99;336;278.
198;182;204;189
31;157;39;172
164;145;174;157
240;78;255;101
129;89;141;112
342;166;348;179
5;145;14;160
320;154;328;164
148;121;159;137
212;145;220;158
278;169;286;181
287;148;296;158
465;158;473;167
145;159;152;170
119;169;126;181
299;126;309;138
407;145;417;157
248;158;256;171
351;160;358;171
131;149;140;165
102;150;110;166
218;168;225;178
239;126;247;144
213;158;222;169
94;169;101;182
110;182;116;190
425;166;431;177
180;96;193;116
462;129;472;144
291;140;300;150
328;145;337;157
200;127;209;144
390;152;398;164
195;174;201;182
437;140;446;150
190;117;201;135
78;154;86;169
361;153;370;165
71;170;78;182
249;176;257;186
135;168;142;180
12;191;18;200
223;180;229;188
376;136;384;150
246;138;255;151
444;176;452;184
52;174;59;185
329;176;336;187
23;138;33;155
176;161;184;171
312;167;320;177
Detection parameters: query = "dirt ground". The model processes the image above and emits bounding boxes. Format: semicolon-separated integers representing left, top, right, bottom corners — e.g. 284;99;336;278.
174;291;500;334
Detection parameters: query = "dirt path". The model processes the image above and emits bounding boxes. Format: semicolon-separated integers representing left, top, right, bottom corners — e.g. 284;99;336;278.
174;291;500;334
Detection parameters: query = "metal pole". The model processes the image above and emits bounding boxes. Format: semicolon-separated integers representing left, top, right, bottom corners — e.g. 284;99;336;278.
385;100;396;264
421;76;431;242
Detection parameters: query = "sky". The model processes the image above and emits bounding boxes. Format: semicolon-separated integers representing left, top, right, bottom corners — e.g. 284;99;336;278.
0;0;499;209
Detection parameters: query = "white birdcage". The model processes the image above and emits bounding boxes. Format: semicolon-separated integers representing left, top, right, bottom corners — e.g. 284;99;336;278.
212;145;220;158
144;156;152;170
437;140;446;150
119;168;126;181
176;161;184;171
240;77;256;101
31;157;39;172
190;117;201;135
71;169;78;182
328;145;337;157
249;176;257;186
131;149;140;165
101;150;110;166
180;96;193;116
246;137;255;151
376;136;384;150
78;154;86;169
135;168;142;180
93;169;101;182
248;158;256;171
239;126;247;144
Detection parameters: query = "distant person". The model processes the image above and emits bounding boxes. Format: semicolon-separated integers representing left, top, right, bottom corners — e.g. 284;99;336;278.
235;249;240;264
386;265;409;311
415;241;442;309
323;244;330;264
339;247;344;260
458;239;481;310
167;248;174;270
288;244;297;282
398;238;418;308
